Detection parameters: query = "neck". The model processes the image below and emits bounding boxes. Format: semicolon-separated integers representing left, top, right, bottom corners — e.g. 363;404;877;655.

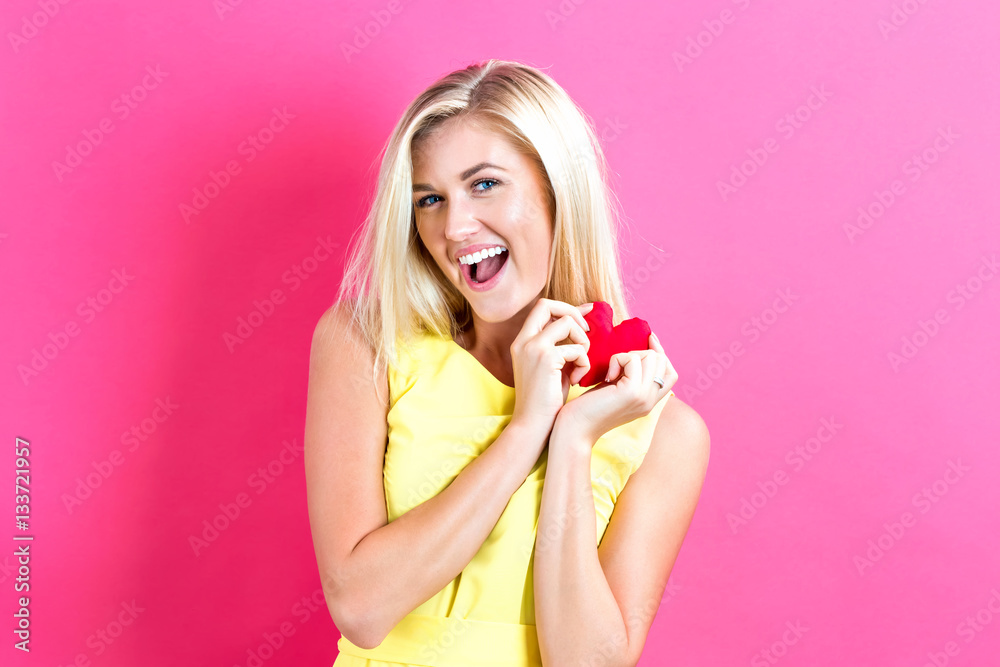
457;298;538;366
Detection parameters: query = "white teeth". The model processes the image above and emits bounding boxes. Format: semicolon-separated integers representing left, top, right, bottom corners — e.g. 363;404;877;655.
459;246;506;265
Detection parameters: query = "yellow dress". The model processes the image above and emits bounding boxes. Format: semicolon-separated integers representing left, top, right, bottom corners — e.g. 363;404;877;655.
333;329;674;667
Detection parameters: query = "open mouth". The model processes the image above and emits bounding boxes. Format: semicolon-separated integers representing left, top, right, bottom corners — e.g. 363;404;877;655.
470;251;507;283
459;247;509;288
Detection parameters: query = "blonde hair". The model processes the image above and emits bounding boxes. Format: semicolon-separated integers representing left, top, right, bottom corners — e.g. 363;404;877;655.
333;58;634;384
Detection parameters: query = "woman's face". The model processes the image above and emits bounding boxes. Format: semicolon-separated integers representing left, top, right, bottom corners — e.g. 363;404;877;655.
411;117;554;325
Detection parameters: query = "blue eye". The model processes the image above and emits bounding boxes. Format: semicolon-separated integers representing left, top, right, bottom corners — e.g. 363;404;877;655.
415;179;499;209
473;178;499;191
416;194;442;208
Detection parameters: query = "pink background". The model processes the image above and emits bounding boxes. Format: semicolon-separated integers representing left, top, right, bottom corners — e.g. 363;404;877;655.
2;0;998;665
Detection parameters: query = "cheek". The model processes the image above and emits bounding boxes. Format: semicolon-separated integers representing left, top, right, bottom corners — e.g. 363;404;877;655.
414;217;436;247
509;191;547;223
413;225;439;264
413;210;426;234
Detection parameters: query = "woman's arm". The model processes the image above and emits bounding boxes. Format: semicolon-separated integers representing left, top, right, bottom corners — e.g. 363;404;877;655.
305;302;552;649
533;397;710;667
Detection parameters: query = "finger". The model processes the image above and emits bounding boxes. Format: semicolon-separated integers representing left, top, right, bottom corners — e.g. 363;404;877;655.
608;352;639;383
653;353;678;392
526;298;591;337
517;299;554;338
621;353;648;388
606;354;621;383
660;354;679;387
642;352;662;392
572;302;593;331
537;314;590;351
553;343;590;382
519;299;557;339
648;331;664;354
566;347;591;385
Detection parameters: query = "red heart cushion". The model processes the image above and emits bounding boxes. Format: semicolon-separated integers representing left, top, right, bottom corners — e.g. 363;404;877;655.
579;301;652;387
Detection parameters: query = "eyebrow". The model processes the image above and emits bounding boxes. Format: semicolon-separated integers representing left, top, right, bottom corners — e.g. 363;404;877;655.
412;162;507;193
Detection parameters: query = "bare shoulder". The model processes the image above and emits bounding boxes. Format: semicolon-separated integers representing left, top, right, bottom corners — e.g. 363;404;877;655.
311;300;365;365
309;300;389;405
310;300;352;362
304;297;389;475
629;394;710;507
651;394;710;463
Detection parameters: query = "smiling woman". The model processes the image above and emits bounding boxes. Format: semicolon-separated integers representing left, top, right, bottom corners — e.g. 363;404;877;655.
304;59;709;667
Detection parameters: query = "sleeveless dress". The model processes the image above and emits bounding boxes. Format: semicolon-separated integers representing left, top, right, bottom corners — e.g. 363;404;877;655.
333;329;674;667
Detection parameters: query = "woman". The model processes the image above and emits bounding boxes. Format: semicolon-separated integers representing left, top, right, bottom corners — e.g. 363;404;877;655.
305;59;710;667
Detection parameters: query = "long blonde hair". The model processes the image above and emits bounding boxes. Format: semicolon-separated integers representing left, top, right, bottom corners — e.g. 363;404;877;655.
333;59;633;385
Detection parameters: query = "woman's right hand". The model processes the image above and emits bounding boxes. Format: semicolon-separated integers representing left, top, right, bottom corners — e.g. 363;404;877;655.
510;299;594;435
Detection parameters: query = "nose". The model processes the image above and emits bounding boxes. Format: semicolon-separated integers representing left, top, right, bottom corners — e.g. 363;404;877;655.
443;194;481;242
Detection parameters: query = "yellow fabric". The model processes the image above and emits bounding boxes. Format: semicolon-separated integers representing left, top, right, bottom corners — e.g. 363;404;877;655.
333;329;673;667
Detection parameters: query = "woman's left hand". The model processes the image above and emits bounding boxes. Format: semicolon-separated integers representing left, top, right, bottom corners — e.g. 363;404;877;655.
555;331;678;445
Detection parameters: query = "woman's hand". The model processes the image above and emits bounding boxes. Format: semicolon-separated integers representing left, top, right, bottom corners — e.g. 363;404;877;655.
556;330;677;445
510;299;594;434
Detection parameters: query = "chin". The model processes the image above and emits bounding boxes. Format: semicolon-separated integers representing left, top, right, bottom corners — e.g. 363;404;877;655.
461;276;546;325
